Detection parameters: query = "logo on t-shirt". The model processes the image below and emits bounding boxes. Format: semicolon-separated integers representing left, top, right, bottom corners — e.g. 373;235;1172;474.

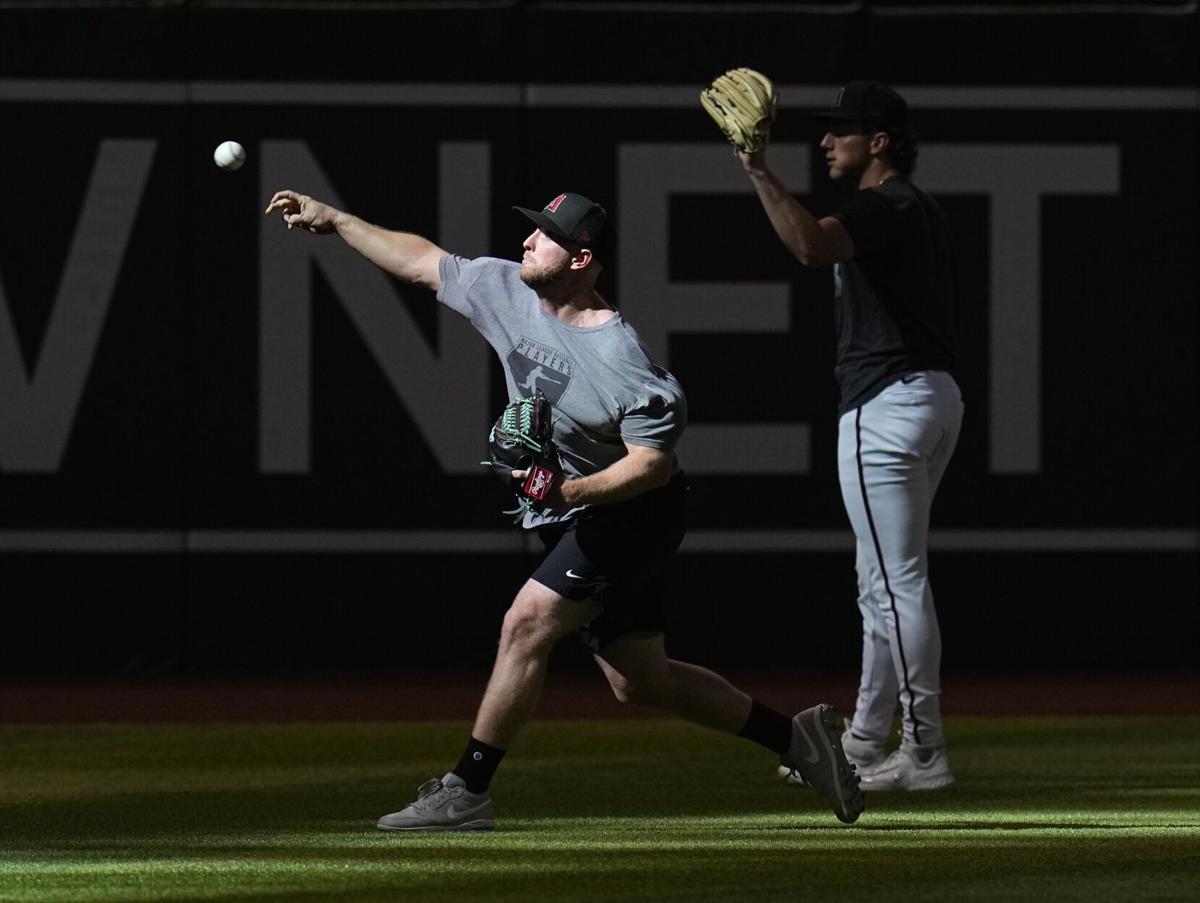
508;336;574;404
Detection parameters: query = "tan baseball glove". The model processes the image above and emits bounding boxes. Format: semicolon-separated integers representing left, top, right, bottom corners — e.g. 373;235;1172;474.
700;68;779;154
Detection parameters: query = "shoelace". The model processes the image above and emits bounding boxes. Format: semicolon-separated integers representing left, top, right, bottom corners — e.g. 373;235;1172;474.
413;778;457;811
872;749;905;773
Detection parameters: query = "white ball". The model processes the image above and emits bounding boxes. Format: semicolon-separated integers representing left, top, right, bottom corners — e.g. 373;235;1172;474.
213;140;246;171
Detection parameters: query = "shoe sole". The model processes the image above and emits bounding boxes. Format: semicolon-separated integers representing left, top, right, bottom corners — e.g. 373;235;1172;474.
377;819;495;831
861;775;957;792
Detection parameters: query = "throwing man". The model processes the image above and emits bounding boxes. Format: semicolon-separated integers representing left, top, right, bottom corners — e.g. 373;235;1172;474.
704;73;963;790
264;187;864;828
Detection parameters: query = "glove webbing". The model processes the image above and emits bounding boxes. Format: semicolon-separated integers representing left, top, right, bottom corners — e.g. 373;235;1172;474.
502;400;545;453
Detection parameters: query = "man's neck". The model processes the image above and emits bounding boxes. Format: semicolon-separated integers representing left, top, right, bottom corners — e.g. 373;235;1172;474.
858;159;899;191
539;287;615;326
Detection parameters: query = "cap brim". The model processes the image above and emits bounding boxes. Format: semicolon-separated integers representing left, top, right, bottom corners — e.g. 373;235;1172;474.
513;206;577;246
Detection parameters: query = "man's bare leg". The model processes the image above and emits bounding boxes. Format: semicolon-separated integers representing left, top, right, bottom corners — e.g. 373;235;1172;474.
594;633;753;732
472;579;602;746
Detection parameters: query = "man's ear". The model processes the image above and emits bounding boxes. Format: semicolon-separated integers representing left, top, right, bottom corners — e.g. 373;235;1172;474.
570;247;594;271
869;131;892;156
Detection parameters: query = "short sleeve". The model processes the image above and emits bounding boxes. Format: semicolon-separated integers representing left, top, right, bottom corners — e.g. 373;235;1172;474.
437;254;485;318
620;379;688;451
833;188;907;258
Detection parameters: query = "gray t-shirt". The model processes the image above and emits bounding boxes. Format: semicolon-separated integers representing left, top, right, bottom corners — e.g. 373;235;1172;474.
438;254;686;528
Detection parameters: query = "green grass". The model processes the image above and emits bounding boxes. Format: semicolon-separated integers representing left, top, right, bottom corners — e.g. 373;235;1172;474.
2;717;1199;902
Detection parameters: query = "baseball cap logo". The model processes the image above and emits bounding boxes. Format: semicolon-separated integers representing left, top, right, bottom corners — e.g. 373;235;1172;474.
833;86;845;107
546;194;567;212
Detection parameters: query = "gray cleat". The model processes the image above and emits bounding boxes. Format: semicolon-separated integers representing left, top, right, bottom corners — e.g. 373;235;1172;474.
377;772;495;832
780;704;865;824
779;719;885;787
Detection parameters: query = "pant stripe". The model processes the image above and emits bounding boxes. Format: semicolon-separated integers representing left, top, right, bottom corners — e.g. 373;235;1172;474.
855;406;923;745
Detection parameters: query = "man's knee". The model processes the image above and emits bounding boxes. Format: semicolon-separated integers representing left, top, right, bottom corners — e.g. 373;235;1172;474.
498;582;589;656
498;599;554;656
604;663;671;708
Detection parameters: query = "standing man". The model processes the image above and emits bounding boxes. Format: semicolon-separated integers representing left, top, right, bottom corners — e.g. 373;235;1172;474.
709;75;963;791
264;188;864;828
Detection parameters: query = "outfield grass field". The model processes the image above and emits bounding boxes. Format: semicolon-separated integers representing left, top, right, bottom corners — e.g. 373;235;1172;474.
2;716;1198;902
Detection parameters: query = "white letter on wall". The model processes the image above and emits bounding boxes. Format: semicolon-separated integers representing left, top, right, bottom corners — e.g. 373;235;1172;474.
618;143;812;474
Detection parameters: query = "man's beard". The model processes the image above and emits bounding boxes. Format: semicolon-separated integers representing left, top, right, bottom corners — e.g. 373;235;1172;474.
520;258;571;291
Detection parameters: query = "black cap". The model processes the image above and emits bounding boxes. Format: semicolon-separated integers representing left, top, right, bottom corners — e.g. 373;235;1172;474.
811;81;909;130
514;193;608;249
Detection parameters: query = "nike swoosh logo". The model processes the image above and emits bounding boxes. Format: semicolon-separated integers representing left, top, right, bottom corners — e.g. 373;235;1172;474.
565;569;591;580
796;721;822;765
446;800;490;820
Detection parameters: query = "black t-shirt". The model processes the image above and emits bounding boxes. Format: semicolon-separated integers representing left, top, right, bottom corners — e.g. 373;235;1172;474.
830;178;957;413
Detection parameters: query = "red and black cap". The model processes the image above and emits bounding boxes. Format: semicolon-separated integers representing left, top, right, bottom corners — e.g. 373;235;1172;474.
810;81;909;130
514;192;609;250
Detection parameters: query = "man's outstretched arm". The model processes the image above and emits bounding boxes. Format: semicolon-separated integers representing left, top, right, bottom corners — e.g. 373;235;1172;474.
264;189;447;291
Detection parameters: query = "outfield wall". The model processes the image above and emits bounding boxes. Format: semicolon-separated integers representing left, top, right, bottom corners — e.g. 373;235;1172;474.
1;2;1196;672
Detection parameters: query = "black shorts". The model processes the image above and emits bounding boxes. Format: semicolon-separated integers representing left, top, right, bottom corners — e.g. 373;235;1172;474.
530;471;688;652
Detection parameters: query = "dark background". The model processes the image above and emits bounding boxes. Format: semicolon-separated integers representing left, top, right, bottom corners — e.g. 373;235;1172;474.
1;0;1196;674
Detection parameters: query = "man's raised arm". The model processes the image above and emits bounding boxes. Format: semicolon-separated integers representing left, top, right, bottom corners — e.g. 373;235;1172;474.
737;152;853;269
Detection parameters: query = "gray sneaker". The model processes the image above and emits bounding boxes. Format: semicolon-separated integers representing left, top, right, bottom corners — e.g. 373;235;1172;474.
377;773;495;831
841;723;887;772
779;720;885;786
859;740;956;791
780;704;865;824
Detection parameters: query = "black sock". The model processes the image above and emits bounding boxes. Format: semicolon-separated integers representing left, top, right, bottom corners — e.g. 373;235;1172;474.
736;699;793;756
453;737;507;793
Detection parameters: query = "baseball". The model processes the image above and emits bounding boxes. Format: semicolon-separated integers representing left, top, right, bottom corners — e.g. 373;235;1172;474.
213;140;246;171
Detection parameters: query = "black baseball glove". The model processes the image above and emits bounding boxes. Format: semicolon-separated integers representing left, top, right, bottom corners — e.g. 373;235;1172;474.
481;390;562;520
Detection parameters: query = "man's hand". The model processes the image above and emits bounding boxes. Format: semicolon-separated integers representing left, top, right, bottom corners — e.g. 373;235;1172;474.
264;190;342;234
511;469;569;511
738;149;769;176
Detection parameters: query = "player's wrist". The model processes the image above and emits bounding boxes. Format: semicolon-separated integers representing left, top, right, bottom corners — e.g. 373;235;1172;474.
740;150;769;175
558;476;584;507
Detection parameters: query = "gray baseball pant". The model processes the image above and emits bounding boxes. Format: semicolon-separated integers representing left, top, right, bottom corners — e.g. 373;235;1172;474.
837;370;963;747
